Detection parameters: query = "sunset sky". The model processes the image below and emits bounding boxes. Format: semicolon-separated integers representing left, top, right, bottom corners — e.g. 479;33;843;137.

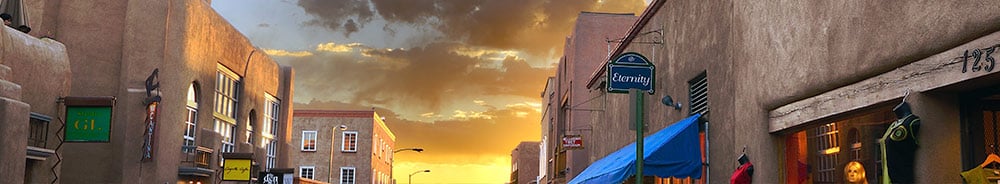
211;1;647;183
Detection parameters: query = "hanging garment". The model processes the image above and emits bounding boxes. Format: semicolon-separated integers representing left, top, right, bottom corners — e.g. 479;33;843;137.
961;166;1000;184
731;161;753;184
878;113;921;184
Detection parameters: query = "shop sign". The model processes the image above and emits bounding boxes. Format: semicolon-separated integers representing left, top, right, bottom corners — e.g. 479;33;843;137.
607;52;655;94
65;106;113;142
223;159;252;181
259;170;294;184
141;69;161;162
563;135;584;149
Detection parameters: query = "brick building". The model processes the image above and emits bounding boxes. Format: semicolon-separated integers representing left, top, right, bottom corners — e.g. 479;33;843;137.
291;110;396;184
511;141;540;184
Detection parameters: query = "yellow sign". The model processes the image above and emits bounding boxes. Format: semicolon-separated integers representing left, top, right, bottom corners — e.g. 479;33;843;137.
222;159;252;181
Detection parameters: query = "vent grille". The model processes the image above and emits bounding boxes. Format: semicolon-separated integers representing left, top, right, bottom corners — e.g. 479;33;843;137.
689;72;709;116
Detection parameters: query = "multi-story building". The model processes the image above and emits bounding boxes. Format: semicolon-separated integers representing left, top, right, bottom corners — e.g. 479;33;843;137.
538;77;554;184
0;21;71;184
1;0;295;183
543;12;637;184
291;110;396;184
568;0;1000;183
511;142;540;184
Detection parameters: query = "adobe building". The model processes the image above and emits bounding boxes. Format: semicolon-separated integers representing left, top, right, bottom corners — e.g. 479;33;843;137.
291;110;396;184
566;0;1000;183
545;12;637;184
5;0;296;183
0;21;71;184
511;141;540;184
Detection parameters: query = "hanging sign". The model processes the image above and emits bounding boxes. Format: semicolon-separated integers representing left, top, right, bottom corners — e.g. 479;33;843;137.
562;135;584;149
64;96;116;142
607;52;655;94
141;69;161;161
222;153;254;181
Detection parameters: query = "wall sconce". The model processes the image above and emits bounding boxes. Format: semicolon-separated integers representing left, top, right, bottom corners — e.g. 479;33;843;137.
661;95;682;110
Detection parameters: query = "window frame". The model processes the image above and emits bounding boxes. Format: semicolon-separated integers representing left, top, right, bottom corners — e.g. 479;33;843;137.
299;166;315;180
301;130;318;151
340;167;356;184
342;131;358;152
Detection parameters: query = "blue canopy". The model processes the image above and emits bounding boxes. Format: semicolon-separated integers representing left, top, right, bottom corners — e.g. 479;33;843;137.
568;114;703;184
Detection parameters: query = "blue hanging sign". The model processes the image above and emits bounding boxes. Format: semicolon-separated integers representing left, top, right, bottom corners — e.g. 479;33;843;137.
607;52;655;94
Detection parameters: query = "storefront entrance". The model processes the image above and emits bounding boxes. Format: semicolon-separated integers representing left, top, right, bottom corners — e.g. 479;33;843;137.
961;87;1000;171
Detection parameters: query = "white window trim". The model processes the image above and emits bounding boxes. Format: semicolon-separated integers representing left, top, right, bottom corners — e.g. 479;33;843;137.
264;94;279;138
342;131;358;152
299;166;315;180
301;130;317;151
340;167;356;184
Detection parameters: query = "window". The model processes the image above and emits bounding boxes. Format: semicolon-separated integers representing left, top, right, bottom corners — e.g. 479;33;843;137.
215;65;240;153
265;138;276;170
28;113;51;148
184;83;199;150
302;131;317;151
264;94;280;138
342;131;358;152
340;167;356;184
299;166;315;180
216;120;236;153
688;72;709;116
783;107;894;184
246;112;255;145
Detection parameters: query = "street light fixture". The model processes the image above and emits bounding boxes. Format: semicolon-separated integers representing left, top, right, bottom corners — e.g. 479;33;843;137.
409;169;430;184
328;124;347;183
393;147;424;153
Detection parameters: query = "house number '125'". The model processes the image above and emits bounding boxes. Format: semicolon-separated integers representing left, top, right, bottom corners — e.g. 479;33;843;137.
961;44;998;73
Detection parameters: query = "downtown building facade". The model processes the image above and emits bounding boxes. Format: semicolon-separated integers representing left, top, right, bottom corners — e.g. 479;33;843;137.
510;141;540;184
550;0;1000;183
291;110;396;184
0;0;296;183
539;12;637;184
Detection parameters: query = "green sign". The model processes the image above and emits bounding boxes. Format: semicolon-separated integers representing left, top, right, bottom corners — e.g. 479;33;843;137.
66;106;112;142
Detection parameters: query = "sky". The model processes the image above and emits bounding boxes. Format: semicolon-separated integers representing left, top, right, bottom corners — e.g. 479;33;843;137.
211;1;647;183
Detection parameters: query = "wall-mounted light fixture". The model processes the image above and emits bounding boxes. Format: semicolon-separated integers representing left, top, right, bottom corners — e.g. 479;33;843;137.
661;95;682;110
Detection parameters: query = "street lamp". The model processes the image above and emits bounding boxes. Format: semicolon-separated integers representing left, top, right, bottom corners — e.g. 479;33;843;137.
328;124;348;183
408;169;430;184
391;147;423;183
393;147;424;153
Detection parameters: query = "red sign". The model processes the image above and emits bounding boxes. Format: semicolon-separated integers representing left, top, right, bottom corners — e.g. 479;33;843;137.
562;135;583;149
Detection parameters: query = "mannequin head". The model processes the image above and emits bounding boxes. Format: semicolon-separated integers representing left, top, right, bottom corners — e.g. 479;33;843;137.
893;101;912;118
845;161;867;183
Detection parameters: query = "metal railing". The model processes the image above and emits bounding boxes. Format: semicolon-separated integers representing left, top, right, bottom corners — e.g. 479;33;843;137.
181;145;214;168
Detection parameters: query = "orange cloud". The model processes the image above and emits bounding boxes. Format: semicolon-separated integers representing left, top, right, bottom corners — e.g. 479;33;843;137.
263;48;313;57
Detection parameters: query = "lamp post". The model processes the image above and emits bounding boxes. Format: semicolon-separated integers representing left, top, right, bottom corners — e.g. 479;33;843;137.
391;147;423;183
408;170;430;184
328;124;347;183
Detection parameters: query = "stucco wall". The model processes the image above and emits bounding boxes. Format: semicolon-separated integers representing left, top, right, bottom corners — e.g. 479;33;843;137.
581;0;1000;183
0;21;71;184
38;0;295;183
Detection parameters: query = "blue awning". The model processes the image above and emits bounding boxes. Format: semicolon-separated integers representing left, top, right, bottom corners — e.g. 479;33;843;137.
568;114;703;184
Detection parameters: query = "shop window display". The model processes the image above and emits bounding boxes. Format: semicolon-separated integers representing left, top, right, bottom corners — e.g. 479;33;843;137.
784;107;895;184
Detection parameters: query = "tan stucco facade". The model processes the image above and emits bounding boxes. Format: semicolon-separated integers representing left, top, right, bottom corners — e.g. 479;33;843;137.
563;0;1000;183
4;0;296;183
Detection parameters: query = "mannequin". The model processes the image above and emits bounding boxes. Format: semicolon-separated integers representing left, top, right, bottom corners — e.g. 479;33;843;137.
845;161;868;184
878;99;921;184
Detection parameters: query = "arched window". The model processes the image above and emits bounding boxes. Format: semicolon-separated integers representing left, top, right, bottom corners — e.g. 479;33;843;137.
183;83;199;150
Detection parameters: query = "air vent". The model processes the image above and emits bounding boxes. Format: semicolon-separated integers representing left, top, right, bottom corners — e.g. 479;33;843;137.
688;72;709;116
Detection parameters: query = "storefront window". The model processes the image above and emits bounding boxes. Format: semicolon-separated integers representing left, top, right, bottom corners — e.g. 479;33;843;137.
784;107;894;184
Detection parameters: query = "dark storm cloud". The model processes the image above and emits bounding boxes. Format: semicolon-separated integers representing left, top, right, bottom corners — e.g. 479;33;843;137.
296;0;646;55
297;0;374;37
295;99;541;164
278;42;551;110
